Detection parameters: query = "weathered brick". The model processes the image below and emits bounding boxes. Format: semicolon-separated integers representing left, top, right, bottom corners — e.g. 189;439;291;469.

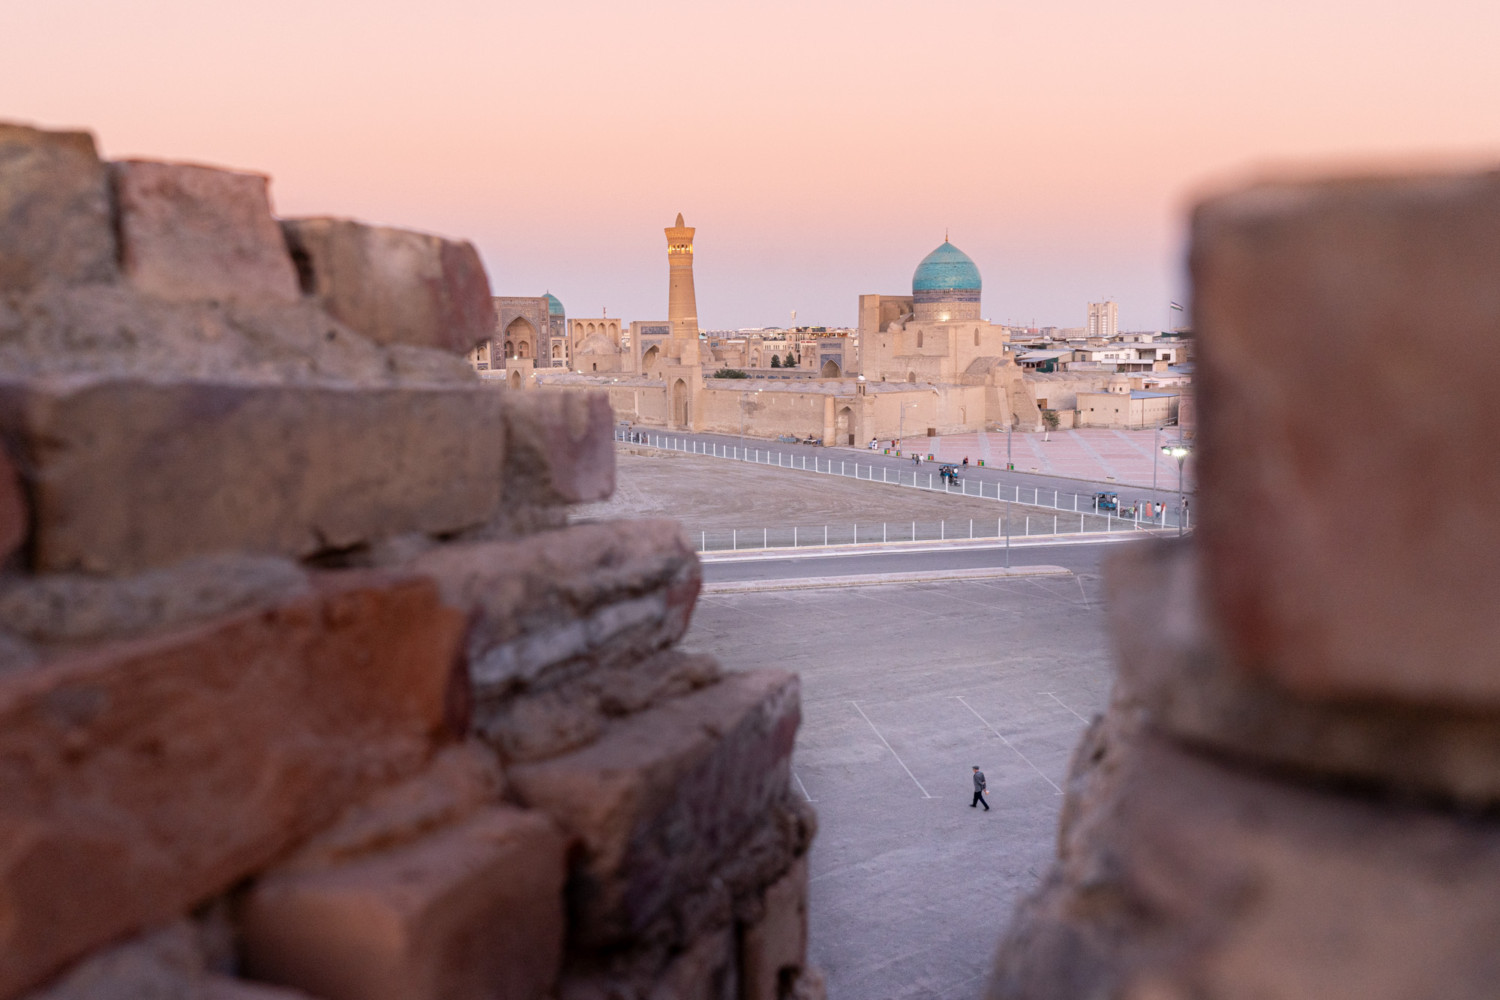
0;555;308;645
740;856;809;1000
502;390;615;506
0;377;505;573
282;218;494;354
0;571;464;997
20;919;316;1000
478;651;721;764
411;519;702;700
241;807;567;1000
112;160;299;305
1190;170;1500;707
989;717;1500;1000
1106;539;1500;807
507;670;800;948
0;449;24;567
275;743;504;873
555;928;737;1000
0;123;116;293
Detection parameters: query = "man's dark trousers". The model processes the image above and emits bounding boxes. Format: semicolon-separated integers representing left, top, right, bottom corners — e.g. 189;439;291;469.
971;769;990;810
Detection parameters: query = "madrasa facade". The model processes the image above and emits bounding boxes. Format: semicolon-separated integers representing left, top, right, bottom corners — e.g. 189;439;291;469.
485;218;1044;444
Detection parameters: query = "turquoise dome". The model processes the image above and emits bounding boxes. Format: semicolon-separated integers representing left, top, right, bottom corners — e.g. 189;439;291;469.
912;240;981;294
545;292;565;316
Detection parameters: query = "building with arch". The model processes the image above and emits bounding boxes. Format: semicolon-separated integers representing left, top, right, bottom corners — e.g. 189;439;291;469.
514;224;1044;444
476;294;568;372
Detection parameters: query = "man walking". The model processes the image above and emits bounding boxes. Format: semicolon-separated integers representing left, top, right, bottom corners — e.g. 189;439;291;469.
970;766;990;810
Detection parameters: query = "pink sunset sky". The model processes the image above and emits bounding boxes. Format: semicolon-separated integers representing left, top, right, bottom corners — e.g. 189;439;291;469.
8;0;1499;330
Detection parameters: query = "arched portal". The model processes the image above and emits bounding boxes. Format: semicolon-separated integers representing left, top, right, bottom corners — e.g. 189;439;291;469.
505;317;536;360
508;370;521;388
642;345;661;373
672;378;689;427
837;405;853;445
820;359;841;378
907;371;917;383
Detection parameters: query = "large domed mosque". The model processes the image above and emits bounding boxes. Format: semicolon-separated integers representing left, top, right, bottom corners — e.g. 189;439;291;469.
525;220;1044;442
850;237;1040;433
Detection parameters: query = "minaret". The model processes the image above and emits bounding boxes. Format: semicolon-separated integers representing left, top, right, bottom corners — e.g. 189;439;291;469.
665;212;701;364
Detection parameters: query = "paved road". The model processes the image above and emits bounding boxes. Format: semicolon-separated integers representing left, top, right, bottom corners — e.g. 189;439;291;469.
620;428;1193;516
703;537;1125;584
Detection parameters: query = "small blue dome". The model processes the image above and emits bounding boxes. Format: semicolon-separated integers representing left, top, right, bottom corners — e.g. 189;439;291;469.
912;240;981;294
545;292;565;316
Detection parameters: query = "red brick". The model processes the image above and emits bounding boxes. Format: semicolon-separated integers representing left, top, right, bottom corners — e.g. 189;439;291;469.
0;123;116;293
507;670;800;947
0;377;505;573
0;572;465;997
989;718;1500;1000
0;449;24;566
112;160;299;305
501;390;616;506
412;519;701;700
1106;539;1500;807
740;856;809;1000
281;218;494;355
1190;170;1500;707
241;807;567;1000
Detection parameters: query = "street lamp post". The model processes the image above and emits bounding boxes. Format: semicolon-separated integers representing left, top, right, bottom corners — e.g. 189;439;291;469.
1007;417;1013;470
898;401;917;454
1161;443;1191;536
1153;426;1160;491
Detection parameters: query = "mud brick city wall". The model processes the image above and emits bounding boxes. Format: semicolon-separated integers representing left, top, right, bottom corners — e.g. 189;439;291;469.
989;172;1500;998
0;122;819;1000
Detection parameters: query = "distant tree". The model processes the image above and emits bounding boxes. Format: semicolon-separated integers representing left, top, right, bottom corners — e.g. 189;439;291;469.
769;355;781;368
713;368;749;379
784;353;797;368
1042;409;1060;430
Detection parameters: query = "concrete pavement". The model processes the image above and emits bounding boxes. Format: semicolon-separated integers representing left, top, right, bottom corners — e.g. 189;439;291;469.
683;563;1114;999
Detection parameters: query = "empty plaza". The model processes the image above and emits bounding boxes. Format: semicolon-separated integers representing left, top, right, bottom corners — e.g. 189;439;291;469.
590;444;1124;998
684;566;1116;999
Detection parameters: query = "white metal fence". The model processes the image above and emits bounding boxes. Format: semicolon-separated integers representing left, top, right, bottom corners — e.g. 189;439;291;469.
693;514;1155;553
616;429;1191;536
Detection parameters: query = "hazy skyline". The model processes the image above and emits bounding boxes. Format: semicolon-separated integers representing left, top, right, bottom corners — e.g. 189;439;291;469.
9;0;1500;330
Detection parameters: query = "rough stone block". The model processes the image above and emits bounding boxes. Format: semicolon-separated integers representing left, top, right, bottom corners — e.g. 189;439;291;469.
275;742;504;873
507;670;800;948
740;856;808;1000
20;918;316;1000
112;160;298;305
555;928;737;1000
0;555;308;645
649;929;738;1000
478;650;722;764
1106;539;1500;807
0;448;24;567
502;390;616;506
0;123;117;293
412;519;701;701
241;807;567;1000
0;572;465;997
281;218;494;355
0;377;505;574
988;717;1500;1000
1190;170;1500;707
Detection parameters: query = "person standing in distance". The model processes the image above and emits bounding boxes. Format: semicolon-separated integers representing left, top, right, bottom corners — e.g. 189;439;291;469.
970;766;990;810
